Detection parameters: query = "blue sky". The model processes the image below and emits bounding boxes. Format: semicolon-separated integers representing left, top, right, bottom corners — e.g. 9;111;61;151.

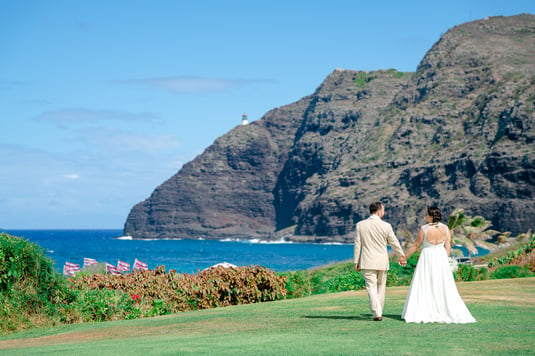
1;1;533;229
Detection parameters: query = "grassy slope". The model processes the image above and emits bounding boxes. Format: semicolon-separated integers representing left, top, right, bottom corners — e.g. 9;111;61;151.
1;278;534;355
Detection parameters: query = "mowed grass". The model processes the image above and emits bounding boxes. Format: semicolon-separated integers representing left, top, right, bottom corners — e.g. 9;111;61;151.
1;278;534;355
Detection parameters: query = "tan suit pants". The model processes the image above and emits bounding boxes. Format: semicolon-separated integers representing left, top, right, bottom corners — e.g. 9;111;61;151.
361;269;387;318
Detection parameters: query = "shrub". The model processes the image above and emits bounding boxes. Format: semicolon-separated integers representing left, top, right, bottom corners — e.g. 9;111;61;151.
354;72;368;88
74;288;130;322
387;253;420;286
325;271;365;292
173;265;288;310
478;267;489;280
71;265;288;314
309;271;330;295
282;271;311;299
0;233;75;333
454;264;489;282
309;262;358;294
455;264;478;281
490;265;532;280
488;234;535;267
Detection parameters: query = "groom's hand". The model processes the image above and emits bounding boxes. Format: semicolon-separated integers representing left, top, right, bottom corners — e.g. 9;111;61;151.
398;256;407;267
355;263;360;272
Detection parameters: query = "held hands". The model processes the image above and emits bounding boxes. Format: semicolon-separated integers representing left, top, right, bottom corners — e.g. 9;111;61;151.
398;256;407;267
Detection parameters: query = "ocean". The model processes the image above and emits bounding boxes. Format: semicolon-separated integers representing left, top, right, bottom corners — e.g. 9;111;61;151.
3;229;354;274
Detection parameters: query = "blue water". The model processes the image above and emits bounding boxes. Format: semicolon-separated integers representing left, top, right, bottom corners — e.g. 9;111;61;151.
3;229;354;274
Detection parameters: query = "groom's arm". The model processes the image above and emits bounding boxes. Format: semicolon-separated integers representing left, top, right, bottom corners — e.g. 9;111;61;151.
354;224;362;270
386;224;406;265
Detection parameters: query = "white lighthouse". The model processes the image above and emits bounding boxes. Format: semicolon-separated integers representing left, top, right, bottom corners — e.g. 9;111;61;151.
241;113;249;125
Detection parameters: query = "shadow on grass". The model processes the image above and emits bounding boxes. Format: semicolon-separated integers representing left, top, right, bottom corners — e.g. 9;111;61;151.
304;314;403;321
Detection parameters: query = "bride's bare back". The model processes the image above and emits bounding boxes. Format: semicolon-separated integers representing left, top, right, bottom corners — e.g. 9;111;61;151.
425;224;449;245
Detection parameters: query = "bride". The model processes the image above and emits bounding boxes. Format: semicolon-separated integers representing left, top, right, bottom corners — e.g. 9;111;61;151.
402;206;476;323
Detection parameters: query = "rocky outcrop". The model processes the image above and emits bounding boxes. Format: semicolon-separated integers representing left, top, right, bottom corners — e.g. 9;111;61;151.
124;14;535;241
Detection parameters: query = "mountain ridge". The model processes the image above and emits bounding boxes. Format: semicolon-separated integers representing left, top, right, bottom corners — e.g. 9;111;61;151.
124;14;535;242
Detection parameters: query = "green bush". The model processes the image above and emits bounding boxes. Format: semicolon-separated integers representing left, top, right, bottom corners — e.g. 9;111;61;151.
478;266;489;280
0;233;75;333
454;264;488;281
146;299;171;317
354;72;368;88
325;271;365;292
488;234;535;267
74;288;129;322
490;265;532;280
387;253;420;286
455;264;478;281
282;271;311;299
310;271;329;295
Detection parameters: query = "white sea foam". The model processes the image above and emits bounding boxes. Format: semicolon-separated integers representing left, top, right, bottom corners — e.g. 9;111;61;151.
116;236;183;241
257;238;294;244
220;237;294;244
216;236;353;245
115;235;133;240
220;238;240;242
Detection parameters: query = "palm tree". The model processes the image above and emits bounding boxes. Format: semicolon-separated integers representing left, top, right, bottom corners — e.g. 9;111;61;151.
447;208;499;256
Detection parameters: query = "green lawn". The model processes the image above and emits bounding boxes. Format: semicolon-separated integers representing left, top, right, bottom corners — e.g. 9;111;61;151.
1;278;534;355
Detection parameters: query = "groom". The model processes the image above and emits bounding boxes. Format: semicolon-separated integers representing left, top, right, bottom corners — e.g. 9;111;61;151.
354;202;406;321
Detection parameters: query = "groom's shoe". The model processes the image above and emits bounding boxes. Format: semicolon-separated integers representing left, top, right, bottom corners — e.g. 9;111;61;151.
373;317;383;321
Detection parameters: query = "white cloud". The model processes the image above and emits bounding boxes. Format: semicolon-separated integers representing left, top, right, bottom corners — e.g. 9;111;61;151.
37;108;159;124
114;76;276;94
63;174;80;179
0;142;188;228
75;126;180;154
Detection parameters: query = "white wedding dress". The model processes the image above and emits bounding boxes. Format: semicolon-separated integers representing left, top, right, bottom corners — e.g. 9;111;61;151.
402;223;476;323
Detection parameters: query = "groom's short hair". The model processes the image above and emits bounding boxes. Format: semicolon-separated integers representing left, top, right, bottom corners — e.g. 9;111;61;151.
369;202;383;214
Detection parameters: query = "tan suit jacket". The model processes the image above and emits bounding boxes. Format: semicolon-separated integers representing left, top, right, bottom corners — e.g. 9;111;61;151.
354;215;405;270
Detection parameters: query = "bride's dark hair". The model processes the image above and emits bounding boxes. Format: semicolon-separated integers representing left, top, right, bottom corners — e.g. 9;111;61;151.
427;206;442;223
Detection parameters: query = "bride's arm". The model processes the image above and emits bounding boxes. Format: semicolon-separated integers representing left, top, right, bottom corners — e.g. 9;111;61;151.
445;227;451;256
405;228;424;259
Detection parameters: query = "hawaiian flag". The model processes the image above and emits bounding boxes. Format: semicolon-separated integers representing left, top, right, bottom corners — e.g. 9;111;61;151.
83;257;98;267
106;262;121;276
63;265;75;276
133;258;148;271
63;261;80;276
117;260;130;272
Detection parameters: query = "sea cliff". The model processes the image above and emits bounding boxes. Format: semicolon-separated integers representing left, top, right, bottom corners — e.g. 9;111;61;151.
124;14;535;242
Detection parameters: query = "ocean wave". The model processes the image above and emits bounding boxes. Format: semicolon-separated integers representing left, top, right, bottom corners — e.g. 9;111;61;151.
220;237;294;244
115;236;184;241
115;235;132;240
256;238;294;244
114;235;345;245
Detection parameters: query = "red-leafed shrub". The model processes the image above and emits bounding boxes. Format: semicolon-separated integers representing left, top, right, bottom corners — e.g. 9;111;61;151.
69;265;288;314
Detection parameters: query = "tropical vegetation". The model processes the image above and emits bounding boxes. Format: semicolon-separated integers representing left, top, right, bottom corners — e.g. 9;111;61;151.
447;208;501;255
1;210;534;335
1;278;534;355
